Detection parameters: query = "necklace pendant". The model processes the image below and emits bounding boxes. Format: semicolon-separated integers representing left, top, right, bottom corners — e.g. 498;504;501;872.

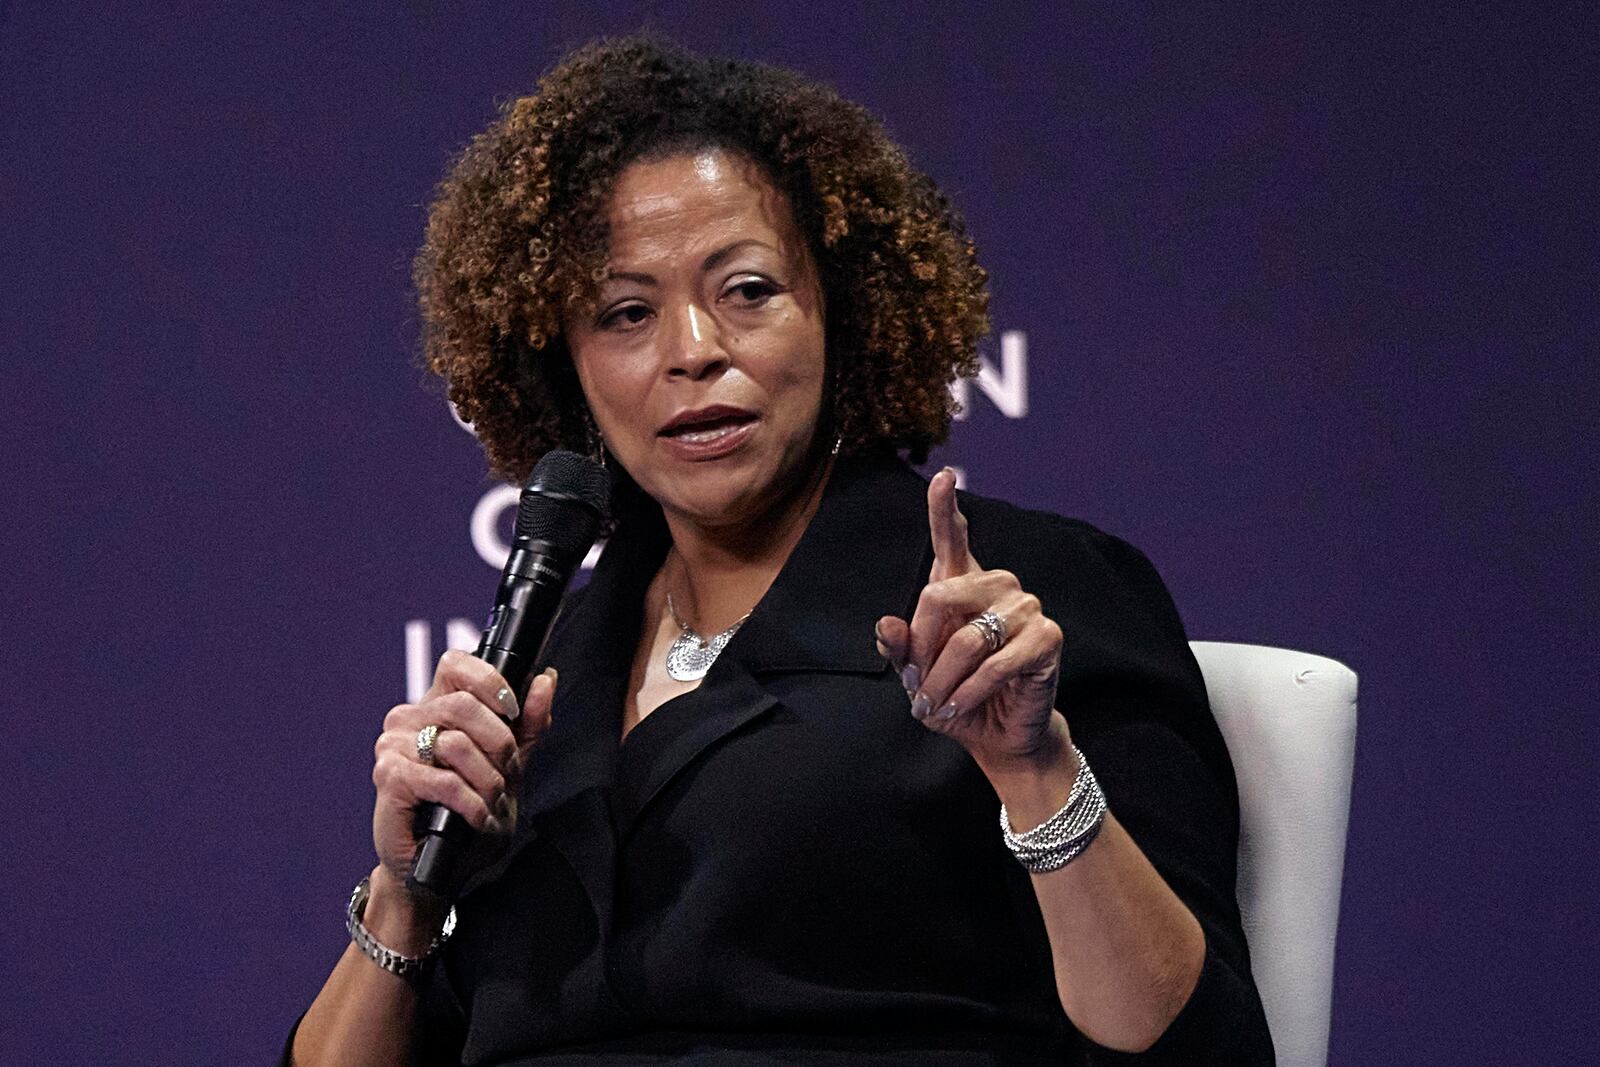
662;589;752;682
665;629;732;682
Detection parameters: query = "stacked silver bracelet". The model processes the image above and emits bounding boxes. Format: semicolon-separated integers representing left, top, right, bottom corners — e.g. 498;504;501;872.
999;746;1108;873
346;877;456;986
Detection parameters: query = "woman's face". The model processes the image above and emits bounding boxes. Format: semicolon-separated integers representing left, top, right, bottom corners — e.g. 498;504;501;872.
564;148;828;531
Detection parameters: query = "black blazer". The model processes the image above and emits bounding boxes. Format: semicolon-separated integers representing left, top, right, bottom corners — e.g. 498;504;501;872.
297;454;1273;1065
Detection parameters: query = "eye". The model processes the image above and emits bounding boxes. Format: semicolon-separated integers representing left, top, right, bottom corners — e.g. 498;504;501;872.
598;302;651;331
723;277;780;306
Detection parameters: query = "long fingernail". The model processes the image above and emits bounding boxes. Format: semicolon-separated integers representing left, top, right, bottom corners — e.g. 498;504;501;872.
910;692;931;719
900;664;920;693
495;686;520;719
936;702;957;720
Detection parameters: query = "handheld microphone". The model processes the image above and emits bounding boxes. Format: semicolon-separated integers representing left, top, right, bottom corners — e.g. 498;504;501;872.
407;449;611;897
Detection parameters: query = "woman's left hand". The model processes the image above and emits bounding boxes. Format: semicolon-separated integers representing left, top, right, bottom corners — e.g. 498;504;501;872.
876;468;1070;775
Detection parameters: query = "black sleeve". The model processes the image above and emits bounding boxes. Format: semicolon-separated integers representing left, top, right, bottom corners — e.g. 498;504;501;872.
1048;528;1275;1065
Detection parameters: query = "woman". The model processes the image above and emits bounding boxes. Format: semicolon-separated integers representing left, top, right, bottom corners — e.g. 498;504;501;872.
289;35;1273;1065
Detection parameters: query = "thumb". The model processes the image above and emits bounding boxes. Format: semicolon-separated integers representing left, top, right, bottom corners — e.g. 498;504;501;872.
875;615;910;670
513;667;557;750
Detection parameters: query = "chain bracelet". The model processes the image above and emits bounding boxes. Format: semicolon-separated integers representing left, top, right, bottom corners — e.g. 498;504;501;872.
999;746;1109;873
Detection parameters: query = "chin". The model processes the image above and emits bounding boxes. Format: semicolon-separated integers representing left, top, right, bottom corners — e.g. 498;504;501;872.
647;451;804;528
657;470;773;528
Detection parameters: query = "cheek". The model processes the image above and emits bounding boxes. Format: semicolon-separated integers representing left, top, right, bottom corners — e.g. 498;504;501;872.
573;349;649;426
789;333;829;416
756;316;826;400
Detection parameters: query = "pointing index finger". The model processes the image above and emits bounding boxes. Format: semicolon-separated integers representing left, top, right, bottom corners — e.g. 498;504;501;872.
928;467;975;578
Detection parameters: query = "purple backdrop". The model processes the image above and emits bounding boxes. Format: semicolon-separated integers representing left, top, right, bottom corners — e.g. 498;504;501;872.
4;2;1594;1063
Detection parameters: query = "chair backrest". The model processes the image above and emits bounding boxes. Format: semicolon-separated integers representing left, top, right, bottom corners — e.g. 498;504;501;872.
1189;641;1358;1067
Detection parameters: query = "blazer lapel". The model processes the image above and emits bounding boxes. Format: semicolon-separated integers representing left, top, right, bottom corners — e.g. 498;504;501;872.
734;452;932;677
609;666;779;842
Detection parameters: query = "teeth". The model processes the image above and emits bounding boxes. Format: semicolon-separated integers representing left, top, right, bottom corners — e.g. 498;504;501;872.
674;423;744;444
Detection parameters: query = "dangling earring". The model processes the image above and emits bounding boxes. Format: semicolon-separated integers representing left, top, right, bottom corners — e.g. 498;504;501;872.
831;434;842;456
583;409;608;469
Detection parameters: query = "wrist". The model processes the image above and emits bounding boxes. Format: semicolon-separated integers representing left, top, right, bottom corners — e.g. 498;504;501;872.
979;713;1079;829
996;740;1107;874
364;865;451;957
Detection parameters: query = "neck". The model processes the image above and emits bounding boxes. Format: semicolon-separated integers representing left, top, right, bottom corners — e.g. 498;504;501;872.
663;454;835;633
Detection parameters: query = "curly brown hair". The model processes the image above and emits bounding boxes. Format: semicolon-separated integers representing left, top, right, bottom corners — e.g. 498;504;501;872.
414;33;990;482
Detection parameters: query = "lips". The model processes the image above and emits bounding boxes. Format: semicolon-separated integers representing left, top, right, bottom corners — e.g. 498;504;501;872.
657;404;759;460
658;405;758;439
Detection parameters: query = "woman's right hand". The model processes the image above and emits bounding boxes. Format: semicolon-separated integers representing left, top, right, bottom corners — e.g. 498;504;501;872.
366;650;556;937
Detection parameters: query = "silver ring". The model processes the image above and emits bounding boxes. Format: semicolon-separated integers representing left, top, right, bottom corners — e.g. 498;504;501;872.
968;610;1007;654
415;724;442;765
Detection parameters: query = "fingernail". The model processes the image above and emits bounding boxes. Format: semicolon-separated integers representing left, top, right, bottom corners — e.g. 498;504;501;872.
910;692;931;719
937;703;957;720
494;686;520;719
900;664;920;693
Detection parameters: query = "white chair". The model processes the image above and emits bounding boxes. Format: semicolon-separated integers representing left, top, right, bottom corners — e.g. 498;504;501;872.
1189;641;1358;1067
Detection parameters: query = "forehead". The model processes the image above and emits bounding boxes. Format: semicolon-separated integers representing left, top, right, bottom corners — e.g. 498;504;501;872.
603;149;802;264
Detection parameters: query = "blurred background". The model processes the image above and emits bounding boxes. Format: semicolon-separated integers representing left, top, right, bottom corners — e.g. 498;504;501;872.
3;2;1594;1062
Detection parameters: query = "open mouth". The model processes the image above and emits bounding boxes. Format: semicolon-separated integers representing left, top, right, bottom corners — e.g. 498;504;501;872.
660;412;759;444
658;407;761;459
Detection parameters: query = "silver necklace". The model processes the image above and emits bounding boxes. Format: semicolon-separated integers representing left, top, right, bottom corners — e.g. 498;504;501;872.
664;591;752;682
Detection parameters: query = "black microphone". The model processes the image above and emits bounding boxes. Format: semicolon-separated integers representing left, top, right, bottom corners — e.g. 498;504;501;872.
407;449;612;897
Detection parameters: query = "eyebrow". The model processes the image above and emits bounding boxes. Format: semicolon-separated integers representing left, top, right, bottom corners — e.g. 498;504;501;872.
605;239;774;286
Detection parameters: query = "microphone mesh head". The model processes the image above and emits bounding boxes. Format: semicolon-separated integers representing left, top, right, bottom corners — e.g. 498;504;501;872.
515;450;612;555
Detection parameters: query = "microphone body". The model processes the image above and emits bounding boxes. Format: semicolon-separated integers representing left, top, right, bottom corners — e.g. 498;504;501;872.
407;451;610;897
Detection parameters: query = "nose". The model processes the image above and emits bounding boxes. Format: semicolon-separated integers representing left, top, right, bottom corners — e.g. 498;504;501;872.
665;302;729;380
